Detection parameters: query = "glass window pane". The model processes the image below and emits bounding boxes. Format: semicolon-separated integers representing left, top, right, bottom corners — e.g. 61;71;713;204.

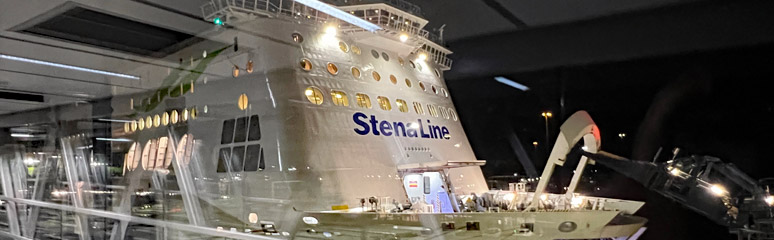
244;144;261;171
216;147;231;173
221;119;235;144
248;115;261;141
234;117;247;142
231;146;246;172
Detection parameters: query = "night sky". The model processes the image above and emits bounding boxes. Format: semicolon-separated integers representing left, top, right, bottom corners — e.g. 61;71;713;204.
446;42;774;239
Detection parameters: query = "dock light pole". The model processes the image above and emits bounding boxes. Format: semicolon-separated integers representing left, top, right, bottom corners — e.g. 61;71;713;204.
541;111;552;150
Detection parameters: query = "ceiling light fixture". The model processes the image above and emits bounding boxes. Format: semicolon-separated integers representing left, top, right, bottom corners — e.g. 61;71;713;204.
494;76;530;91
294;0;381;32
0;54;140;80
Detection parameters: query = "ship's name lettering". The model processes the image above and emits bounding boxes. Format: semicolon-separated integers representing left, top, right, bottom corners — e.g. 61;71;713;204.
353;112;450;140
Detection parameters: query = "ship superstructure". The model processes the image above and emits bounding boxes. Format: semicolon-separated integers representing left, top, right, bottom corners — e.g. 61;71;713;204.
0;0;646;239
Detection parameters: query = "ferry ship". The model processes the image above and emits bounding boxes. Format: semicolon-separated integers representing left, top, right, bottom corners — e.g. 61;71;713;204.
0;0;646;239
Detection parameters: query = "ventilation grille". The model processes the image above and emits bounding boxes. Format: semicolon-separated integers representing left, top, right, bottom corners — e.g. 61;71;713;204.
16;6;203;58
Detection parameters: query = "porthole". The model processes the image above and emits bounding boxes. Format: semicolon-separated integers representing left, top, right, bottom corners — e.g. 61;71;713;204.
449;109;458;121
338;41;349;52
377;96;391;111
299;59;312;71
124;122;131;133
381;52;390;61
131;120;138;131
171;110;179;124
371;49;379;59
291;33;304;43
398;57;405;66
355;93;371;108
431;85;438;94
396;99;408;112
372;71;381;81
326;62;339;75
418;81;426;91
389;75;397;85
351;45;361;55
162;112;170;126
190;108;198;119
416;62;423;71
182;109;189;122
330;90;349;107
405;79;412;88
305;87;324;105
413;102;424;115
153;114;161;127
351;67;361;79
435;69;441;78
145;116;152;129
441;88;449;97
238;94;249;110
408;60;415;69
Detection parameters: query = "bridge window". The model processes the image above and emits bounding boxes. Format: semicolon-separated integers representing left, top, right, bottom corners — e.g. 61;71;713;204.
418;81;426;91
300;59;312;71
216;147;231;172
326;62;338;75
248;115;261;141
413;102;424;115
389;75;397;85
427;104;438;117
234;117;247;142
396;99;408;112
305;87;324;105
372;71;381;81
377;96;391;111
221;119;235;144
351;67;361;79
244;145;264;171
356;93;372;109
339;41;349;52
331;90;349;107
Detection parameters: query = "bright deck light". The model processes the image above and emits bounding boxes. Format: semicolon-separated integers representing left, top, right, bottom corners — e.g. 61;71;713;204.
765;196;774;206
0;54;139;80
10;133;34;138
399;33;409;42
710;184;726;196
417;53;427;61
325;25;338;36
295;0;381;32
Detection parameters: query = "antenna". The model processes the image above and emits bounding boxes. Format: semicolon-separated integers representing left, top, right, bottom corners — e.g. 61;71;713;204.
438;24;446;42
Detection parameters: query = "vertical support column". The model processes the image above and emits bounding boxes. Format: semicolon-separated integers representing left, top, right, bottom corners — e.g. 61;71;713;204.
0;147;21;236
169;132;205;226
565;134;599;198
60;136;92;240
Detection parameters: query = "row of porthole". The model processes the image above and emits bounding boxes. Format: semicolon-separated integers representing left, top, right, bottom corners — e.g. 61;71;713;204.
124;108;198;133
299;59;448;97
124;134;193;171
304;86;458;121
290;32;441;78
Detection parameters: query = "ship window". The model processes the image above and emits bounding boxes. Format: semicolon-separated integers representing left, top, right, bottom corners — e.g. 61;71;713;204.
338;41;349;52
162;112;169;126
431;85;438;94
244;145;263;171
126;142;139;171
418;81;426;91
409;60;415;69
413;102;424;114
396;99;408;112
398;57;405;66
331;90;349;107
216;147;231;172
381;52;390;61
326;63;338;75
145;116;152;129
423;176;431;194
441;88;448;97
352;45;361;55
427;104;438;117
300;59;312;71
389;75;397;84
304;87;324;105
221;119;235;144
372;71;381;81
405;78;412;88
377;96;391;111
292;33;303;43
356;93;372;109
440;106;449;119
171;110;179;124
248;115;261;141
351;67;361;79
416;62;423;71
449;109;458;121
231;146;246;172
234;117;248;142
371;49;379;59
435;69;441;78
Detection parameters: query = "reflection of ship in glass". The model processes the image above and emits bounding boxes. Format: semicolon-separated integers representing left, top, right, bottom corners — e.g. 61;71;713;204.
0;0;646;239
